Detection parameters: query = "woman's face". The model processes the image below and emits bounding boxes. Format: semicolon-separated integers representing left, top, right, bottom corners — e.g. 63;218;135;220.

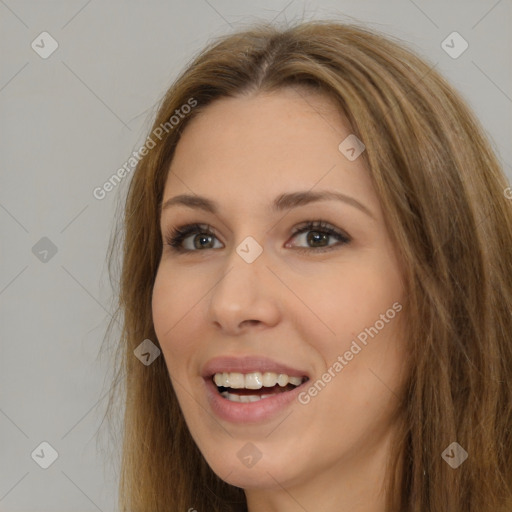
152;88;407;507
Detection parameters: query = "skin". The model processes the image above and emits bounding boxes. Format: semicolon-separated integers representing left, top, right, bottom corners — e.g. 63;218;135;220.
152;87;408;512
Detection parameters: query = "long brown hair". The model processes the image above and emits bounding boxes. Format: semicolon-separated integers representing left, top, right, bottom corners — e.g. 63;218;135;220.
102;20;512;511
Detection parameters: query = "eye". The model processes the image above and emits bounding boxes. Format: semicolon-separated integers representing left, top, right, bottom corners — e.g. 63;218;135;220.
164;223;222;252
164;220;351;254
287;220;351;253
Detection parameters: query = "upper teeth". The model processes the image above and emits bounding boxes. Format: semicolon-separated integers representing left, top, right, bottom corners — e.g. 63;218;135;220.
213;372;304;389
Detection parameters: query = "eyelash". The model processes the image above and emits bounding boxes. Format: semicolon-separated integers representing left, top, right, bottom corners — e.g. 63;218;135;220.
164;220;351;254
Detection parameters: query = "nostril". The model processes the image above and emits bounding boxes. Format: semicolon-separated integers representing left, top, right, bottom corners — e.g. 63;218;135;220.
241;319;260;327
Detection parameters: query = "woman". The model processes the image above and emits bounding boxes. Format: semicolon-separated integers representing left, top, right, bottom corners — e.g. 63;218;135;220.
104;20;512;511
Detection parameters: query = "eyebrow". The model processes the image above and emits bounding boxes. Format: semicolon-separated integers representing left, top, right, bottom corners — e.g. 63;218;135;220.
160;190;375;219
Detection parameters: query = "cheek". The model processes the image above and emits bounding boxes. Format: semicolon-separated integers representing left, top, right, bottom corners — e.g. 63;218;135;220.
295;254;405;408
293;258;402;343
151;267;201;372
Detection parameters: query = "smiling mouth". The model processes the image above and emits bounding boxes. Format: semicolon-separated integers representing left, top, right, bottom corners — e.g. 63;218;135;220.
212;371;309;403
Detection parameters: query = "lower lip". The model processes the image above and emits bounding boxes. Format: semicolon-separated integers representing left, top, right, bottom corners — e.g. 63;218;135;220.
204;377;306;423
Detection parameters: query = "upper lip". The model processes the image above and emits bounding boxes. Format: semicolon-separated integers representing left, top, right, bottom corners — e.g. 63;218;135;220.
202;355;309;379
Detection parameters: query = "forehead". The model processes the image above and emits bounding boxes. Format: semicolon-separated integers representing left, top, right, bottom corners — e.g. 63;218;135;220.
164;89;377;214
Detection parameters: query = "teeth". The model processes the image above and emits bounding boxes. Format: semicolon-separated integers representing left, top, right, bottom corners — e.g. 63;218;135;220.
213;371;305;389
277;374;288;386
288;376;303;386
227;372;245;388
262;372;278;387
221;391;274;402
245;372;263;389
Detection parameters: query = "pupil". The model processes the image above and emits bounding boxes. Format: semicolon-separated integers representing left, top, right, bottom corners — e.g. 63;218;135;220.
192;231;329;249
194;234;213;249
308;231;328;247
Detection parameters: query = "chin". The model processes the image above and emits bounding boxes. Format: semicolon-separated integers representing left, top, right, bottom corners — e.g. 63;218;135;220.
201;443;295;490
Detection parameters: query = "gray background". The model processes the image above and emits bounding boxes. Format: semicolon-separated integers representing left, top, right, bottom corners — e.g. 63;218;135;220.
1;1;511;510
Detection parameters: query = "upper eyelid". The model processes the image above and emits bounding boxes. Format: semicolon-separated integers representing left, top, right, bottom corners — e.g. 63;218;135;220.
291;220;347;234
167;221;345;237
165;221;350;249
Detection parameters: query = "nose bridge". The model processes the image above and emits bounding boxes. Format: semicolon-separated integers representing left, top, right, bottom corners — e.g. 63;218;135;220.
208;240;280;331
212;241;266;309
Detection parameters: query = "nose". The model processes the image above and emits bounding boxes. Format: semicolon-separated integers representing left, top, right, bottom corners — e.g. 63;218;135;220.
207;247;282;335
